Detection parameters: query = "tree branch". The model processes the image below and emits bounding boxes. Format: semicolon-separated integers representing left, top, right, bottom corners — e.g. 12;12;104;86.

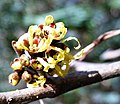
74;29;120;60
0;61;120;104
100;48;120;60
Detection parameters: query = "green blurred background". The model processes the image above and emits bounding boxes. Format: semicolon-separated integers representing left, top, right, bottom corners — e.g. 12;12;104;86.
0;0;120;104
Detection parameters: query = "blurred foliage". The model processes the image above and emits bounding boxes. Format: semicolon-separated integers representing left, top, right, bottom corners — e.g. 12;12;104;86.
0;0;120;104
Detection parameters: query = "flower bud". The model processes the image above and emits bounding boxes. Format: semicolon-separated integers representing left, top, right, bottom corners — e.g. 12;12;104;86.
8;72;20;86
10;58;22;71
21;71;32;82
12;41;23;56
20;54;30;67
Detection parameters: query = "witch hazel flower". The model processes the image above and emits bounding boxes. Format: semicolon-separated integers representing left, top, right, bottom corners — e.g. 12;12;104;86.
9;15;83;87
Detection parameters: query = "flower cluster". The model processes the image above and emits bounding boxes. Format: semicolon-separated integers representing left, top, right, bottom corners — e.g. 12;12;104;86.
9;15;81;87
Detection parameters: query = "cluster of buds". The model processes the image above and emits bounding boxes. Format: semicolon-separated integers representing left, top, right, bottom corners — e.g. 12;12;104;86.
9;15;81;87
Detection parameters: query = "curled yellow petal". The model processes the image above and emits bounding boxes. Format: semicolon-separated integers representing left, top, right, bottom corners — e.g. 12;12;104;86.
74;49;84;60
64;53;74;62
37;38;45;52
50;46;65;61
44;15;54;26
27;76;46;87
38;37;52;52
62;37;81;50
28;25;40;46
65;47;70;53
37;57;50;72
55;65;64;77
15;33;29;50
54;22;67;40
37;76;46;87
27;82;39;88
43;26;56;37
47;57;56;64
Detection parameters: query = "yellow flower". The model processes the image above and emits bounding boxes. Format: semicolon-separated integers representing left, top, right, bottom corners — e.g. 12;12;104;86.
14;15;68;53
10;15;83;88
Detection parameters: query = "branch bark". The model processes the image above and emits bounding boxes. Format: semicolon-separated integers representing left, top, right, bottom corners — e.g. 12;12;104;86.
0;61;120;104
74;29;120;60
100;48;120;60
